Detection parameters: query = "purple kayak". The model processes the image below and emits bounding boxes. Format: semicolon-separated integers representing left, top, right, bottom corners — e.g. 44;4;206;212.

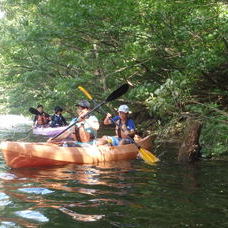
33;126;68;137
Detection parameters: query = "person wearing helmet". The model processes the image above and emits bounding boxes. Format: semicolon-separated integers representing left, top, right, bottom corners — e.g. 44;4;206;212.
50;106;67;128
98;104;136;146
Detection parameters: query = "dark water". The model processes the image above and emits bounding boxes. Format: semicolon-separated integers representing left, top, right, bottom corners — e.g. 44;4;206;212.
0;123;228;227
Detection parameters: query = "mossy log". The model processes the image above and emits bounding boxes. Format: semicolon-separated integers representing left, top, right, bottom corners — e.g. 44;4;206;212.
178;119;202;163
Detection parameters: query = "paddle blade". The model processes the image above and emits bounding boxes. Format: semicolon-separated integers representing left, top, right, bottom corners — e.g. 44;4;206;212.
139;148;159;165
78;86;93;100
29;107;40;115
106;83;129;102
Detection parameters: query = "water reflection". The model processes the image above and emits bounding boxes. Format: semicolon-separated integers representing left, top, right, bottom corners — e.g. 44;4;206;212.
15;210;49;223
0;161;140;226
1;116;228;227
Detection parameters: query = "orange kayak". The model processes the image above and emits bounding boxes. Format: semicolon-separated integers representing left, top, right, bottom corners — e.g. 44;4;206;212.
0;136;152;168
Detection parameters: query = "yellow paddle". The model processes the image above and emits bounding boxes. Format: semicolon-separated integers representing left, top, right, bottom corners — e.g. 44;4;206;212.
78;86;93;100
78;86;159;164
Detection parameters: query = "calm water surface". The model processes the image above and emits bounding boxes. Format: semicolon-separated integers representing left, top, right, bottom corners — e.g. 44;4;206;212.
0;118;227;227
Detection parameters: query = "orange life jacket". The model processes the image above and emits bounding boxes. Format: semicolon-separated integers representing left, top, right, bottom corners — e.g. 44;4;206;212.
37;114;49;125
74;125;92;143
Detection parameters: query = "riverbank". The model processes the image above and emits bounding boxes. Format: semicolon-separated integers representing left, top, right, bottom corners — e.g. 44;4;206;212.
133;106;228;159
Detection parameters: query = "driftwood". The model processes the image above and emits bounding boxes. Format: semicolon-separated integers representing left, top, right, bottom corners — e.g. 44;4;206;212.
178;119;202;163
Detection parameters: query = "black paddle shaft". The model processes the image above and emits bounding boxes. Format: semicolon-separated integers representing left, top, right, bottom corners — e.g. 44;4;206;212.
51;83;129;140
29;107;40;115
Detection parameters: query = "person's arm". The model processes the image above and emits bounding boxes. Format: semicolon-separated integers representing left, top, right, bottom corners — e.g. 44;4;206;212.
49;115;55;128
123;128;135;138
44;112;50;117
44;112;51;123
104;113;114;125
33;115;38;127
61;116;68;125
69;117;77;125
78;124;92;142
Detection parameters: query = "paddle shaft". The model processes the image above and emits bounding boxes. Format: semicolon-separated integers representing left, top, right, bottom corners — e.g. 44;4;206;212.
29;107;40;115
51;101;106;140
29;107;50;116
78;86;107;114
51;83;129;140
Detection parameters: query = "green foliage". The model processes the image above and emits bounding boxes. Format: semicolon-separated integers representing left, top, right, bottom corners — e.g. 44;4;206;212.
201;114;228;157
0;0;227;156
144;73;192;120
184;102;228;157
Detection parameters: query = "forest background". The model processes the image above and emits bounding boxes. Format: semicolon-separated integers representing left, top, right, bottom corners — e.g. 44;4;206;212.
0;0;227;157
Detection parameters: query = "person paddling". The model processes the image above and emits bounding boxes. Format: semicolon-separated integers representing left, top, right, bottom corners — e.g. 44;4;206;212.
97;104;136;146
33;104;50;128
50;106;68;128
48;100;99;144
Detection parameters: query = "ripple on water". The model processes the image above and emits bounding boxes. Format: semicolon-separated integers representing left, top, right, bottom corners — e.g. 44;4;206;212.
0;132;228;228
0;221;18;227
0;173;17;180
58;207;105;222
18;187;54;195
0;192;11;206
15;210;49;223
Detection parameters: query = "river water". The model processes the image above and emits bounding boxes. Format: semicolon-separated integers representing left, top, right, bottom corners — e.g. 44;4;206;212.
0;115;227;227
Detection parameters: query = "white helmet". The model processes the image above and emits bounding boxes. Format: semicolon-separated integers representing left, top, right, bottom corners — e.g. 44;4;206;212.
118;105;130;113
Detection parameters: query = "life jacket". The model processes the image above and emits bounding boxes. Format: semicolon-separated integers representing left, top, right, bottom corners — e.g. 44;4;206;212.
36;113;49;125
115;118;135;139
74;125;91;143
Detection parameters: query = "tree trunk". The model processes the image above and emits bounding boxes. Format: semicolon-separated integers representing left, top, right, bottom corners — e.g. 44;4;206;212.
178;119;202;163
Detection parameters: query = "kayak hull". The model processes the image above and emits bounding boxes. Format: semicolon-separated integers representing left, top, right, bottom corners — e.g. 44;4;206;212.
0;136;153;168
33;126;67;136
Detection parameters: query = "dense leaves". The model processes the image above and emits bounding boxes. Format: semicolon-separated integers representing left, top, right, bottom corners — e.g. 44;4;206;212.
0;0;227;156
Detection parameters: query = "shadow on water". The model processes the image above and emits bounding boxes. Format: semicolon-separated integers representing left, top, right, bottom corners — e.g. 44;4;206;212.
0;116;228;227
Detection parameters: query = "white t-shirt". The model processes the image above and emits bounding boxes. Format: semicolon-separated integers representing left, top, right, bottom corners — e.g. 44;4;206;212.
70;115;99;137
